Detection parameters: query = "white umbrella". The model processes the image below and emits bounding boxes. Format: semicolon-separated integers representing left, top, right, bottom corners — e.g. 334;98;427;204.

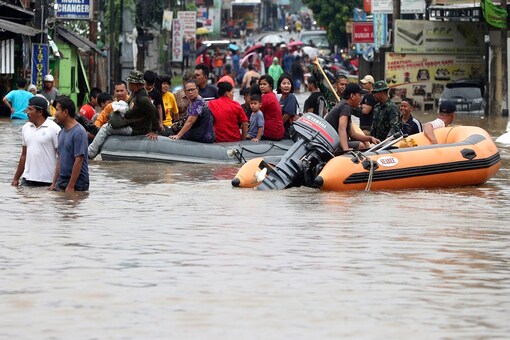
258;34;285;46
302;46;320;60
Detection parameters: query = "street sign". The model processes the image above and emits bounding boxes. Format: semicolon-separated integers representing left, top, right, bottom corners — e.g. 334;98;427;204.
31;44;49;91
55;0;92;20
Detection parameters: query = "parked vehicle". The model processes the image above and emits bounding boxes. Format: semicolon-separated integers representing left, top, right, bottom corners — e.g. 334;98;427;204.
439;80;486;115
300;30;331;56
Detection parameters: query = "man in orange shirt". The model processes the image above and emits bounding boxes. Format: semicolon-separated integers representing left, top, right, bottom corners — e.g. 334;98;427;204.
94;81;130;128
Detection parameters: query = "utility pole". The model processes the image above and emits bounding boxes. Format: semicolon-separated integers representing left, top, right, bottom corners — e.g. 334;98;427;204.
392;0;400;47
89;0;98;88
109;0;115;92
502;0;508;116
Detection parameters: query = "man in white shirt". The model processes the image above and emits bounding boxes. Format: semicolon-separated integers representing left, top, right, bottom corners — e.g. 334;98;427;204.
12;96;61;187
423;101;456;144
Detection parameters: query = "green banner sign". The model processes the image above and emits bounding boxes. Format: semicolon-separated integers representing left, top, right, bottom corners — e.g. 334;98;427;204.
481;0;508;29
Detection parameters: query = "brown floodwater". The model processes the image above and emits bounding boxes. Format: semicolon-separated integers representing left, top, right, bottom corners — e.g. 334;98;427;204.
1;112;509;338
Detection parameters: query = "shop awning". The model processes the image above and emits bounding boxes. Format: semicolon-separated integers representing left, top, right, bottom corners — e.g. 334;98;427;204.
0;18;41;36
55;26;103;54
232;0;261;6
0;1;35;20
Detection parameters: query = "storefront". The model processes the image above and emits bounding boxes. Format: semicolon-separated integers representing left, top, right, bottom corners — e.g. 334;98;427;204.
232;0;261;32
0;4;40;117
386;19;486;112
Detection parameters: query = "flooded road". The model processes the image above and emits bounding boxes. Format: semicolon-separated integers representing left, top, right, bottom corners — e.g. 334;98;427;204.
1;115;509;338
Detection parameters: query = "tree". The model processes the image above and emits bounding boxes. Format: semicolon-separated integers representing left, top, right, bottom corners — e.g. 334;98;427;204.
303;0;360;48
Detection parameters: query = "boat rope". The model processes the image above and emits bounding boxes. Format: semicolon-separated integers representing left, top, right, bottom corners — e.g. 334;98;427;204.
365;158;375;191
235;143;291;163
349;151;375;191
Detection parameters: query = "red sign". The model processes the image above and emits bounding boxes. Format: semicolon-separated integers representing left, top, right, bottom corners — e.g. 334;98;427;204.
352;22;374;43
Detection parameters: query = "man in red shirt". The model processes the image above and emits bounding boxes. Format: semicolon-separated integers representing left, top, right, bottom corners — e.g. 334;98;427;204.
79;87;102;121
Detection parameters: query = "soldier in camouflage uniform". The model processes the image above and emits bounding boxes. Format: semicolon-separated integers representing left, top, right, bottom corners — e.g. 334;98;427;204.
310;64;338;112
370;80;402;141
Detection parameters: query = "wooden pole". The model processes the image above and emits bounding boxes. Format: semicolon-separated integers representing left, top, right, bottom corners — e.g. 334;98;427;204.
312;58;340;102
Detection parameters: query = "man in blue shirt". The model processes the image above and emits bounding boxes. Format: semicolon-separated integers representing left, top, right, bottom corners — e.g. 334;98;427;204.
400;97;422;136
194;64;219;102
3;78;33;119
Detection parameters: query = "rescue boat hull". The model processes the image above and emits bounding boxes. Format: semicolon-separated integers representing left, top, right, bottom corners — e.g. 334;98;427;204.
316;126;501;191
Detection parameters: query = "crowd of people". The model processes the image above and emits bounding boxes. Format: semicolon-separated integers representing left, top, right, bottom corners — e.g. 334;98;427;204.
6;43;458;192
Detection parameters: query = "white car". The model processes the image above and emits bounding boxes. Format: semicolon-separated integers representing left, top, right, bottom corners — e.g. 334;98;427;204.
300;30;331;57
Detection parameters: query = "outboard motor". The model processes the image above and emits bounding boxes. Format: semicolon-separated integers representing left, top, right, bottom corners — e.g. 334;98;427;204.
256;113;339;190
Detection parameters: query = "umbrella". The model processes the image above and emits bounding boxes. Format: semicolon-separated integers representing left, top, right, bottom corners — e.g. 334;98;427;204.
196;27;210;35
196;44;209;55
244;43;264;56
228;43;239;51
258;34;285;46
288;40;304;49
302;46;320;60
240;51;257;66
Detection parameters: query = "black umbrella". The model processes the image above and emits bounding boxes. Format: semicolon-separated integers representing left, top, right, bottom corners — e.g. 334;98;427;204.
197;44;209;55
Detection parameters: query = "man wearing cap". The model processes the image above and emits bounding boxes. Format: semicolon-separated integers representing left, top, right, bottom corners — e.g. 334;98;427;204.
359;74;376;135
11;96;61;187
325;83;380;151
423;101;456;144
370;80;402;141
88;70;159;159
40;74;60;106
3;78;33;120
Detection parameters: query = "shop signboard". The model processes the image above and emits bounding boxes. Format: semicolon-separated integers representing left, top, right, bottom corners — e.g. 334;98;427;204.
394;20;485;55
172;19;183;62
352;22;374;44
55;0;92;20
31;44;49;91
177;11;197;41
385;53;484;111
372;0;428;14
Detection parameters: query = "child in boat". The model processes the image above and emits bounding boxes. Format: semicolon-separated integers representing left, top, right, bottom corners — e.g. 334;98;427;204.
247;94;264;142
423;101;456;144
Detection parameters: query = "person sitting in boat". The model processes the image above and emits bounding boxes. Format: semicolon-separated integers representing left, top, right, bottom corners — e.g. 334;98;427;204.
169;80;215;143
194;64;219;102
94;81;130;128
399;97;422;136
159;74;179;137
208;81;248;142
277;73;299;138
370;80;402;141
88;70;159;159
325;83;380;151
174;71;195;120
303;76;327;117
258;75;285;141
246;94;265;142
144;71;164;131
423;101;456;144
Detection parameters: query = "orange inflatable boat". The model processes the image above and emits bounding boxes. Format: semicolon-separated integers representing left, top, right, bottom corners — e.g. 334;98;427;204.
232;125;501;191
316;125;500;190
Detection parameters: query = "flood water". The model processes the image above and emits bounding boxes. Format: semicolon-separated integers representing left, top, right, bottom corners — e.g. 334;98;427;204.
1;110;509;338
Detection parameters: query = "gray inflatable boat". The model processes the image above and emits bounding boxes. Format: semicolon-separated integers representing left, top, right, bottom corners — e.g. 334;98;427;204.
99;135;294;164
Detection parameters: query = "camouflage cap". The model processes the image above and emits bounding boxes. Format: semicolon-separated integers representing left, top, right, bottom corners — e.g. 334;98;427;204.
372;80;389;92
126;70;146;84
